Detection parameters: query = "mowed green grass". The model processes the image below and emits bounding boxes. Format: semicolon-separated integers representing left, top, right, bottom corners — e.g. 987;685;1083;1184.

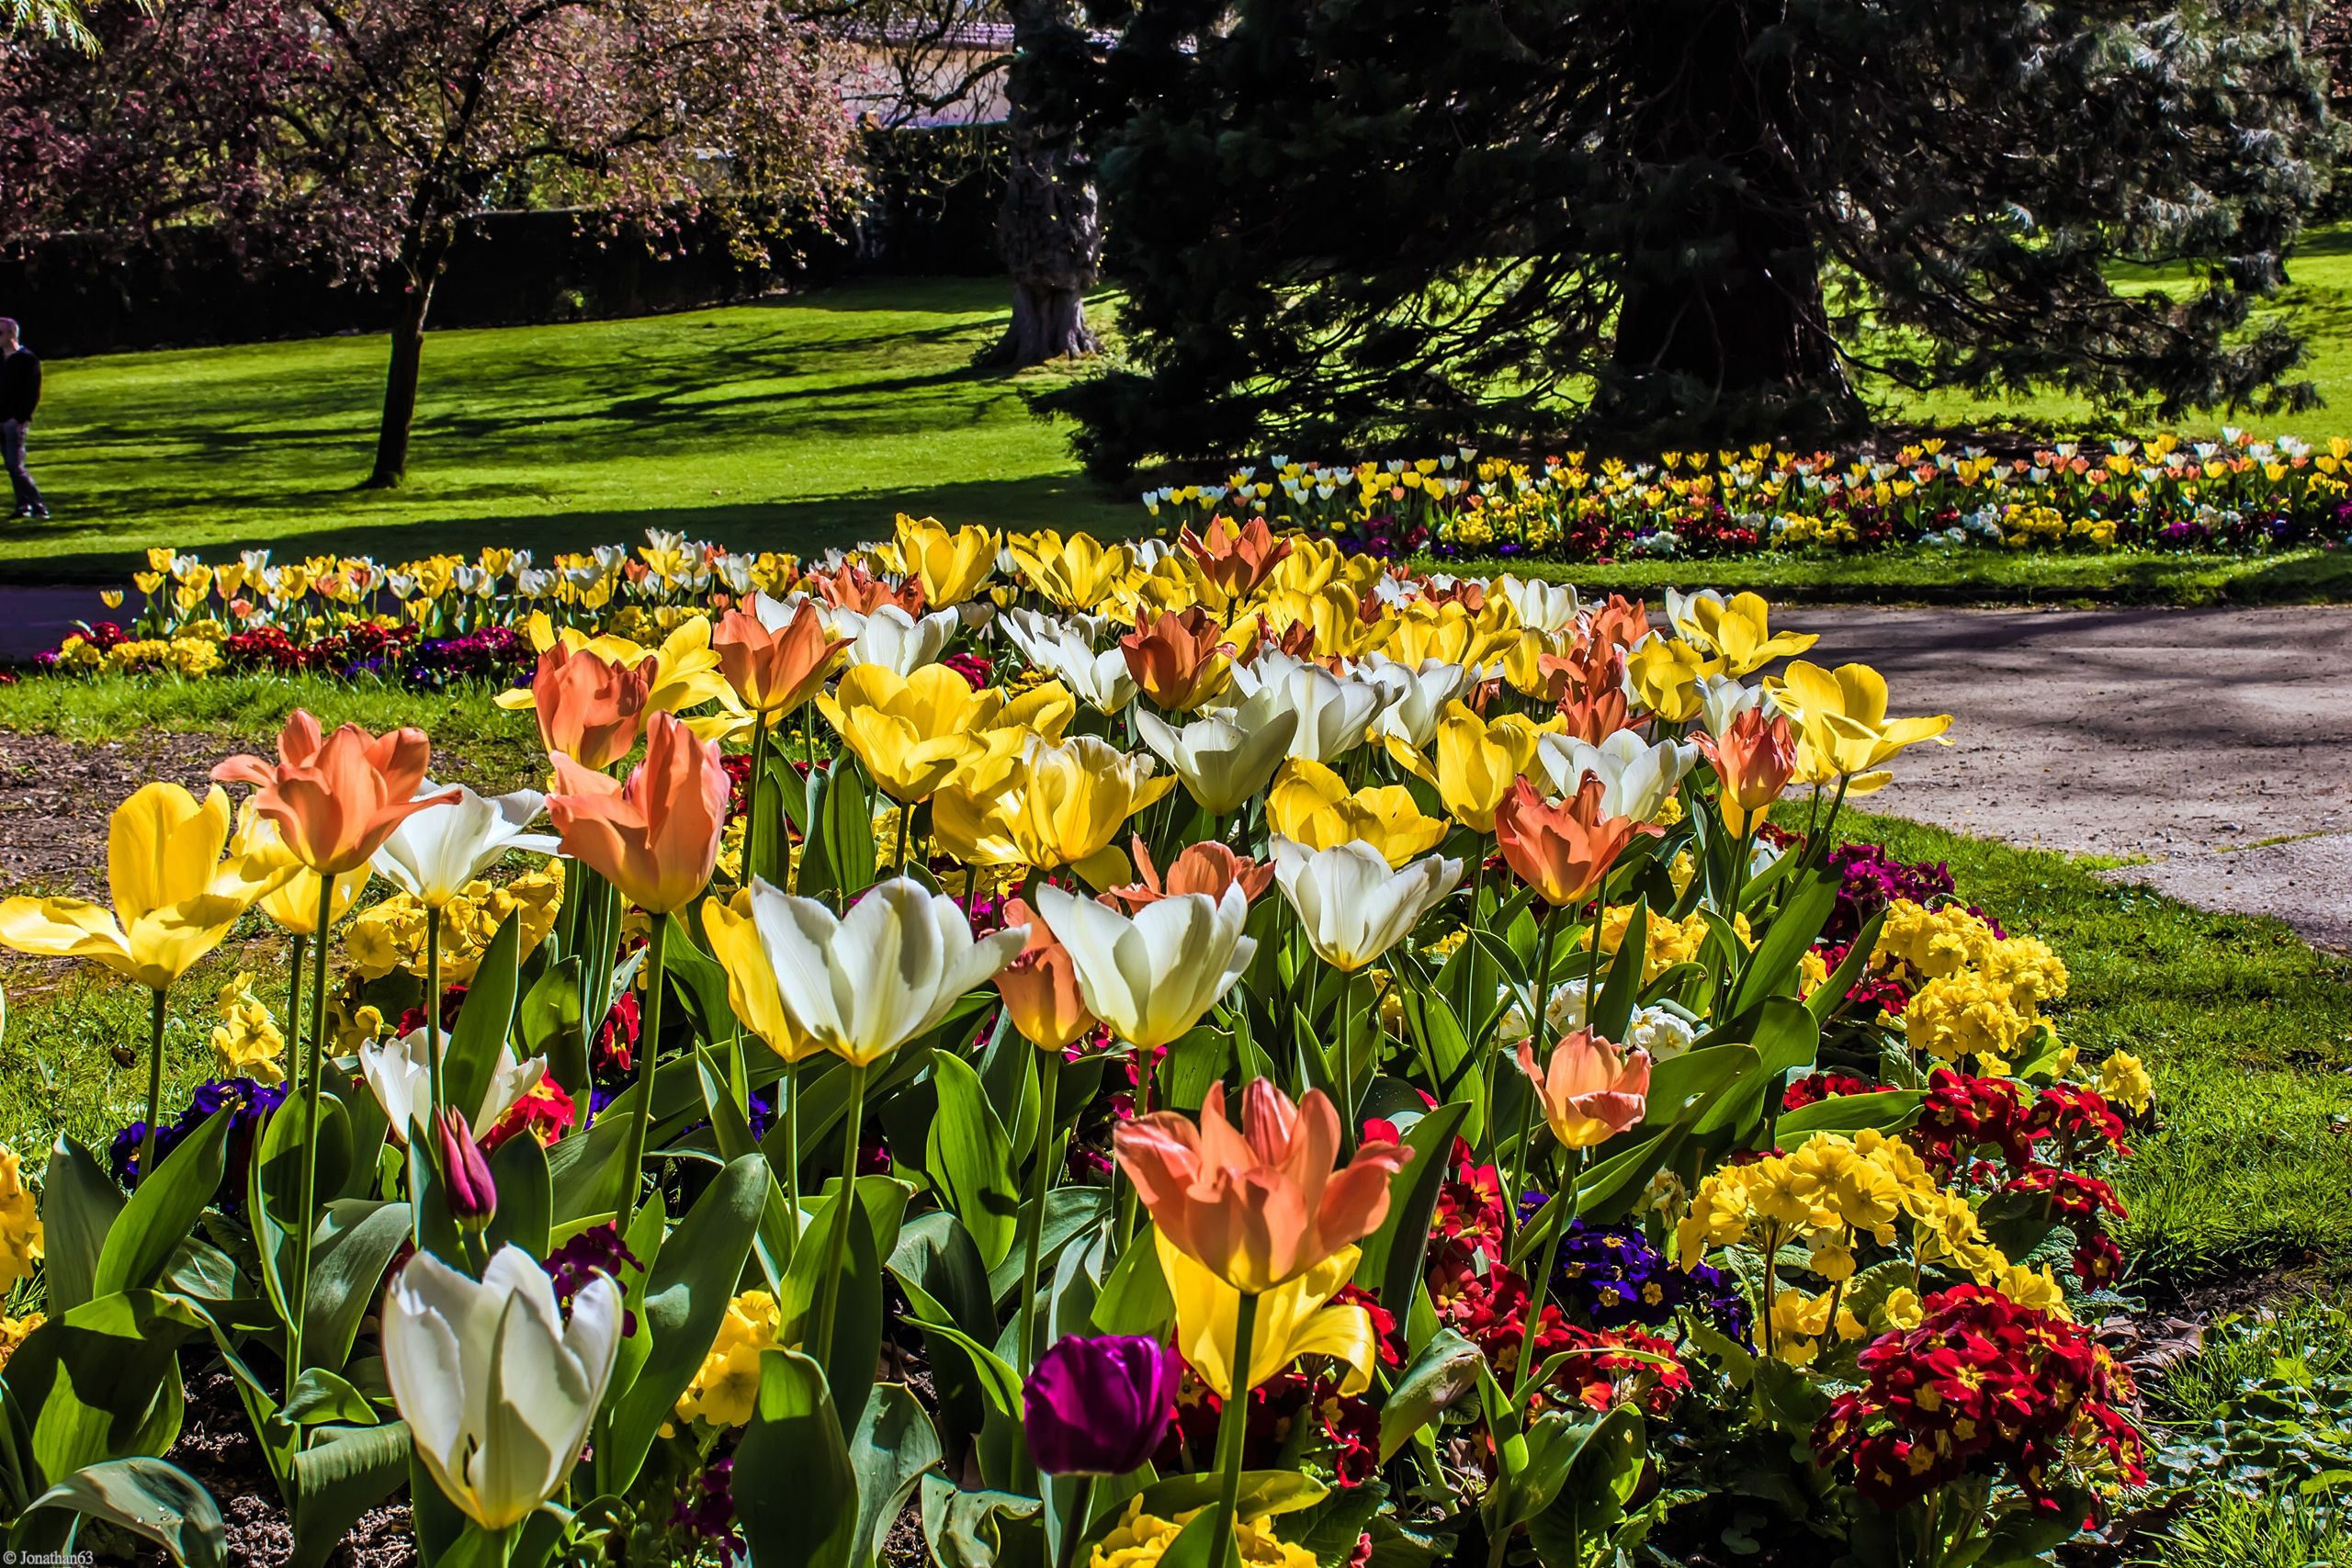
4;278;1134;580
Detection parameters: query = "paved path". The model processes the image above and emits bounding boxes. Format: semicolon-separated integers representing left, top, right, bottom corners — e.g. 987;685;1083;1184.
1791;605;2352;950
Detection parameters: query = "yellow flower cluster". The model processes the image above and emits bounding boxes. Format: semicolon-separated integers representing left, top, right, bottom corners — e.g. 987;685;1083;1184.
0;1312;41;1371
0;1146;42;1294
1091;1498;1314;1568
1874;901;2068;1075
2097;1051;2154;1116
53;634;223;677
1676;1130;2053;1364
210;971;288;1083
1589;903;1747;983
345;862;566;983
671;1290;785;1432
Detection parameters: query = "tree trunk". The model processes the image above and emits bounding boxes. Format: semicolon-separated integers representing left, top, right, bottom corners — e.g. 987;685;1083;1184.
981;0;1101;367
1601;0;1858;438
364;231;452;490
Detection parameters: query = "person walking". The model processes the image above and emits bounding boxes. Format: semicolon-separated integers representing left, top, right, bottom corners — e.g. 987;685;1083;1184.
0;318;45;520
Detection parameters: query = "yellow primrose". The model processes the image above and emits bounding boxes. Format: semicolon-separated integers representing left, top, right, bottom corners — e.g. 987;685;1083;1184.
671;1290;784;1432
1091;1498;1314;1568
1625;637;1713;724
0;784;289;993
932;734;1174;876
1402;701;1552;832
896;514;998;607
1264;758;1447;867
0;1146;40;1294
210;971;288;1083
1764;660;1952;793
1158;1232;1376;1401
2096;1051;2154;1115
820;664;1007;803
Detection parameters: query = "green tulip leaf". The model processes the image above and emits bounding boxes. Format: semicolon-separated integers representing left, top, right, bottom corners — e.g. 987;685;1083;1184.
547;1108;639;1226
925;1052;1021;1270
288;1420;411;1568
1378;1328;1482;1461
1775;1089;1928;1144
851;1383;943;1568
485;1131;552;1260
40;1135;123;1315
438;908;524;1131
1355;1100;1468;1311
920;1474;1042;1568
95;1108;232;1301
736;1348;859;1568
15;1457;225;1568
5;1290;204;1488
303;1200;413;1374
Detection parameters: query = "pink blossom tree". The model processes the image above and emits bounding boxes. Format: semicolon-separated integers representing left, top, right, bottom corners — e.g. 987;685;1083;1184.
1;0;864;485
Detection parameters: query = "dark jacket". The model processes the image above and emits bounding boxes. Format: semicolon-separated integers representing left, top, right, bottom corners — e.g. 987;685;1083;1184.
0;349;39;423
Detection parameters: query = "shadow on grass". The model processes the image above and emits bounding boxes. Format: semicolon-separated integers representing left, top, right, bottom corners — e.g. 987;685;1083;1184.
0;470;1144;583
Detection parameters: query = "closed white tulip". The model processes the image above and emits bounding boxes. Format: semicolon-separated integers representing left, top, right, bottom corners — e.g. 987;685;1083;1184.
1272;839;1463;973
839;604;960;676
749;875;1026;1066
1697;672;1774;739
1351;656;1469;749
360;1027;548;1141
1229;657;1396;763
384;1246;622;1532
1135;705;1298;814
1037;883;1257;1050
1535;729;1698;822
999;611;1136;714
1495;574;1582;636
371;781;558;908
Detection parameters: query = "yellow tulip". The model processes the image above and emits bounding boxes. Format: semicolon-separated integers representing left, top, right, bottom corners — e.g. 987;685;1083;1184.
1158;1233;1376;1401
1251;584;1392;660
1677;591;1818;676
1764;660;1953;794
1626;637;1714;723
819;664;1005;803
702;890;822;1063
1005;530;1143;610
1384;598;1520;670
0;784;289;991
896;514;998;607
1403;701;1551;833
498;615;732;731
1265;759;1447;867
932;734;1175;874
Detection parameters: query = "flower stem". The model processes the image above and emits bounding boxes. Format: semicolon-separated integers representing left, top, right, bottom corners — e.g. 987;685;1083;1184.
1503;908;1562;1246
290;870;335;1379
286;931;308;1065
1206;1290;1261;1568
1016;1048;1063;1376
137;987;167;1187
425;902;445;1131
616;915;670;1238
808;1060;870;1365
781;1056;802;1247
743;713;770;886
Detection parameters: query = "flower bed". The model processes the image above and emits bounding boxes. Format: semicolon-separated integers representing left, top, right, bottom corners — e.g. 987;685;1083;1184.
0;518;2156;1568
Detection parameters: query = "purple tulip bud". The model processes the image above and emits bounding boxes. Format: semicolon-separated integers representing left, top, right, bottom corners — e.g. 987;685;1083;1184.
437;1109;497;1227
1023;1334;1182;1476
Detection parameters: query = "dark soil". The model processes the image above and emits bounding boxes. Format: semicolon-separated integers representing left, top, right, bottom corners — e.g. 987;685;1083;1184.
0;729;233;897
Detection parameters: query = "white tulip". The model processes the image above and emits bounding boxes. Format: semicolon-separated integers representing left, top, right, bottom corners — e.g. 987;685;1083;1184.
371;782;558;908
360;1028;548;1141
1135;706;1298;814
384;1246;622;1532
1272;840;1463;973
1000;611;1136;714
748;876;1026;1066
1662;587;1727;643
1228;657;1396;762
1495;574;1582;636
1351;656;1469;749
1036;883;1257;1050
1535;729;1697;822
1697;673;1775;739
839;604;960;675
999;606;1115;673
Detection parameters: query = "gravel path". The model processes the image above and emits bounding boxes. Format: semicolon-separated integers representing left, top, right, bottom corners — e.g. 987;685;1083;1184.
1790;604;2352;950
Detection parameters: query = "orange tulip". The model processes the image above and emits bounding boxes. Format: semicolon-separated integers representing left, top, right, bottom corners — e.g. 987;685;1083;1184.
1514;1029;1650;1148
1696;709;1798;835
547;712;727;913
212;712;457;876
1587;593;1651;652
712;603;851;717
1120;607;1234;711
1180;516;1294;599
806;562;924;616
1492;775;1660;908
991;897;1097;1053
527;644;655;770
1114;1078;1409;1294
1102;838;1274;911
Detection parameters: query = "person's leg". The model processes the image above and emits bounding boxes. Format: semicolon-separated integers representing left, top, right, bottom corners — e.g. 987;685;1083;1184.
1;420;42;516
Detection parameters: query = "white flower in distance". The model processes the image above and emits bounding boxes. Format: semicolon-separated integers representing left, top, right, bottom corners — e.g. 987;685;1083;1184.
361;1028;547;1141
1351;656;1469;750
1495;574;1582;636
749;876;1026;1066
1229;656;1397;763
1535;729;1697;822
1497;976;1590;1044
370;781;558;908
384;1246;622;1532
1272;839;1464;973
838;604;960;676
1036;883;1257;1049
1135;705;1299;815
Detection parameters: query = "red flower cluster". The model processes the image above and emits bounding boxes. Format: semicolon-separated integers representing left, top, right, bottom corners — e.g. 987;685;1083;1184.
1780;1071;1876;1111
481;1076;579;1152
1814;1284;2144;1514
221;620;418;673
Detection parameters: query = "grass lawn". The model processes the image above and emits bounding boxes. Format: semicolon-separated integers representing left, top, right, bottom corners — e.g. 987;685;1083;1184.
3;277;1135;581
